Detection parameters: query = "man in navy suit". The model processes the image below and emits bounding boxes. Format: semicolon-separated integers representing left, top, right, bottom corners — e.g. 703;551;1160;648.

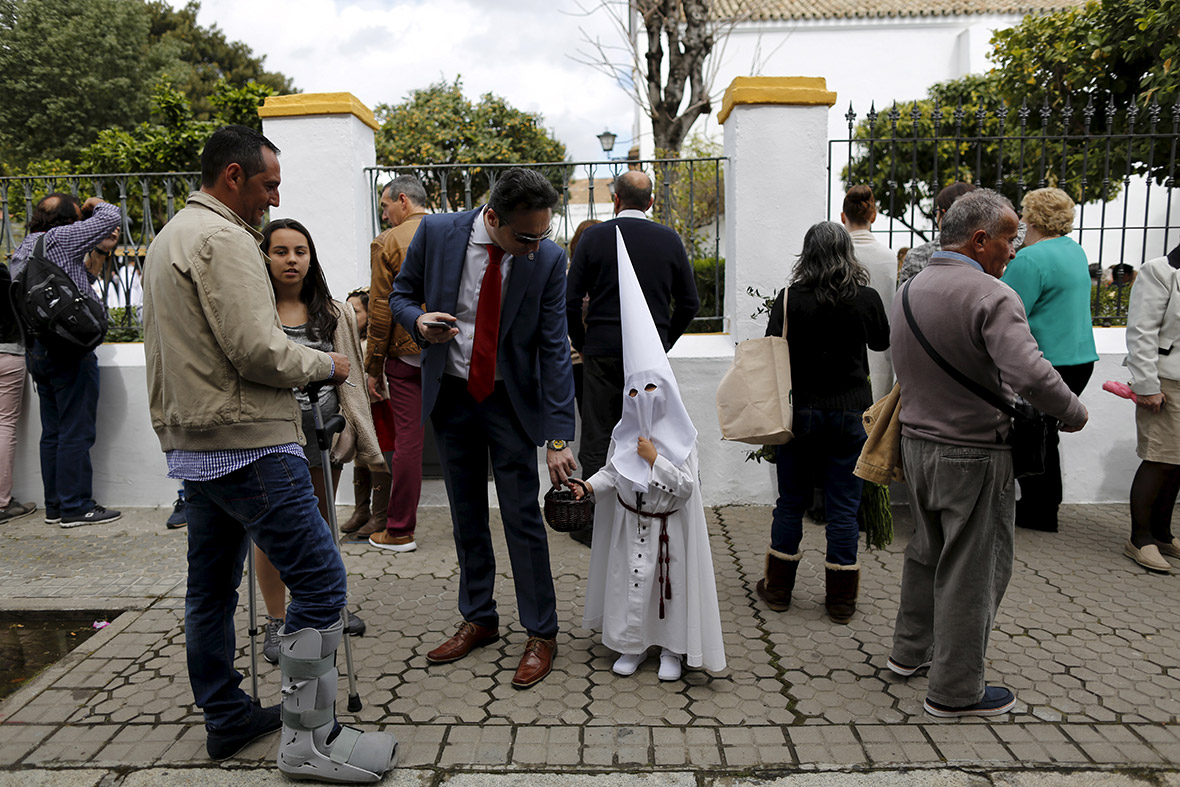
566;170;699;545
390;167;576;689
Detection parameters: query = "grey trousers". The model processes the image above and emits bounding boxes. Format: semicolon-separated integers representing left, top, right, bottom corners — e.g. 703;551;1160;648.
891;436;1015;707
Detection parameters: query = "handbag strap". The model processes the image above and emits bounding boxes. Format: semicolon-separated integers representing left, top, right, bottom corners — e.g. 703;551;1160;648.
900;281;1020;419
779;287;789;340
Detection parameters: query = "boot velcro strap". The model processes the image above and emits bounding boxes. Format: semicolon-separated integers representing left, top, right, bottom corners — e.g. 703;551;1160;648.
282;704;335;731
279;651;334;679
329;725;363;764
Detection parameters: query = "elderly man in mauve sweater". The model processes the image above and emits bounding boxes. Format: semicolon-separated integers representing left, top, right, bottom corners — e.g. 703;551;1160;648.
887;189;1088;719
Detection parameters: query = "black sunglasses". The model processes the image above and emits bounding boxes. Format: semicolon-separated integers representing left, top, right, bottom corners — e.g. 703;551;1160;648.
500;217;552;244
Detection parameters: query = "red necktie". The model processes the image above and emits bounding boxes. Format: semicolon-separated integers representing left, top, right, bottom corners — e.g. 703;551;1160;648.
467;244;505;402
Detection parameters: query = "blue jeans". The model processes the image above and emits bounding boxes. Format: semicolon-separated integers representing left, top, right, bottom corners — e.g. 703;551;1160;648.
26;340;99;515
772;406;867;565
183;453;347;731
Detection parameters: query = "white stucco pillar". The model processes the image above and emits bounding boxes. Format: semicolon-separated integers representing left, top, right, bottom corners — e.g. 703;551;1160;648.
720;77;837;342
259;93;378;300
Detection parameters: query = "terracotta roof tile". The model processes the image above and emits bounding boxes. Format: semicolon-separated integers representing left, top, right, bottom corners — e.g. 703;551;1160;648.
715;0;1085;21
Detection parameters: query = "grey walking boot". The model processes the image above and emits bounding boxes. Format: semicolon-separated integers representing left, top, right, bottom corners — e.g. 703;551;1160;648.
755;548;800;612
277;619;397;783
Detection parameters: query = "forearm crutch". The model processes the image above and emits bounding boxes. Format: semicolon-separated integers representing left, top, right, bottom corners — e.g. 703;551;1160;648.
306;381;363;713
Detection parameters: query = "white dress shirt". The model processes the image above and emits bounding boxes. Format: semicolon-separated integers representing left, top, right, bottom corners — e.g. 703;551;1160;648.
445;207;514;381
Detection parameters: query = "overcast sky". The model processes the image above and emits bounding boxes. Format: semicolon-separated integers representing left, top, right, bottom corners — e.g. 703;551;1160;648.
172;0;642;164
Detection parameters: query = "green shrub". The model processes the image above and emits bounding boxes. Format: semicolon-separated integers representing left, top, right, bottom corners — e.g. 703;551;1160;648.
691;256;724;333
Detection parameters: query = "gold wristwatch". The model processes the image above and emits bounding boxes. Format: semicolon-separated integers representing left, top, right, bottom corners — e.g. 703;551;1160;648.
546;439;567;451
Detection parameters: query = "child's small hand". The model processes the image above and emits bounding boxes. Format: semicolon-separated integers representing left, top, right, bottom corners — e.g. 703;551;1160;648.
567;478;592;499
637;436;657;466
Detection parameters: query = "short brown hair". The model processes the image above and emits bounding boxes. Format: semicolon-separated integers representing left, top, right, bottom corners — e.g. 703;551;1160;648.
1021;187;1075;237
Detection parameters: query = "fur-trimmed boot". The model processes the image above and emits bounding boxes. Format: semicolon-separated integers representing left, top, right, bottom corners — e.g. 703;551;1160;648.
755;548;801;612
339;467;371;534
824;562;860;624
351;471;390;542
277;619;397;783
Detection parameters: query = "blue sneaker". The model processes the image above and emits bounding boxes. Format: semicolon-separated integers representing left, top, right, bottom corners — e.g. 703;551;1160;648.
925;685;1016;718
166;492;187;529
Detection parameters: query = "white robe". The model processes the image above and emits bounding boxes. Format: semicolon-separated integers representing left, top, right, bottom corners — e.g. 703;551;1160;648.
583;441;726;672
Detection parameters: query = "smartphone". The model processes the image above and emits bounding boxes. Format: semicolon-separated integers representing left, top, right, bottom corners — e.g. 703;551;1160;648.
423;320;456;329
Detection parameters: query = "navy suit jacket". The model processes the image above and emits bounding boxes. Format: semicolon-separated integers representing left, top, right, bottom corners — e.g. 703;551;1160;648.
389;207;575;446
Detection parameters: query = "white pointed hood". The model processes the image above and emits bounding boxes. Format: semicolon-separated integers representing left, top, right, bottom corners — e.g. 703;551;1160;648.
609;228;698;492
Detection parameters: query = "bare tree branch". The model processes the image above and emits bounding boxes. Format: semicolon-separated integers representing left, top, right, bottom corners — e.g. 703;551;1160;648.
572;0;752;155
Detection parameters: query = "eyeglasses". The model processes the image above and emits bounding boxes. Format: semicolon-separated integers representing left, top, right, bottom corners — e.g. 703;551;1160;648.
501;217;552;244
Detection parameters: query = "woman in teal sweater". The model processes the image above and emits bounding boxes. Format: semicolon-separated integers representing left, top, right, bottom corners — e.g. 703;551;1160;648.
1001;187;1098;532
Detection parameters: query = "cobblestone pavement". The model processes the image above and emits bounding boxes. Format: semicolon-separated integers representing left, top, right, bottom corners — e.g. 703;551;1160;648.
1;502;1178;784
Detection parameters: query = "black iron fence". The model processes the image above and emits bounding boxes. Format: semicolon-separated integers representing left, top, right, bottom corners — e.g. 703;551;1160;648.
829;96;1180;325
365;158;726;332
1;172;201;340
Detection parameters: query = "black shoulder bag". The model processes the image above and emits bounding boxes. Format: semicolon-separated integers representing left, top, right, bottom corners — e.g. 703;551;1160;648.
901;282;1056;478
10;234;108;355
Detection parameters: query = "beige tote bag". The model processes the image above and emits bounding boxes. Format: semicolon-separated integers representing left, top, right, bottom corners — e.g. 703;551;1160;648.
715;290;794;445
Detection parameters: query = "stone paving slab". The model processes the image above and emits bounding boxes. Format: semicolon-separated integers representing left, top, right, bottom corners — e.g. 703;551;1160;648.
1;502;1179;779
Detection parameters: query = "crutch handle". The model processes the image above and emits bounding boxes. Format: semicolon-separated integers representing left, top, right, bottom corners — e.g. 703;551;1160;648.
314;414;346;451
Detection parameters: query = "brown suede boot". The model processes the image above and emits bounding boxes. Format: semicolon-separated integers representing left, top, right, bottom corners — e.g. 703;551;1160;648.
755;548;801;612
339;466;371;533
351;470;390;541
824;562;860;624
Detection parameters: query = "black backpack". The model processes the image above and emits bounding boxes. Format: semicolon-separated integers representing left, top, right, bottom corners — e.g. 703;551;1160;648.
10;234;108;354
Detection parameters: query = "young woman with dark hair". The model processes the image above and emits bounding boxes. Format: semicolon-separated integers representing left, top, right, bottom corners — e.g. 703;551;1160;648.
253;218;387;663
755;221;891;624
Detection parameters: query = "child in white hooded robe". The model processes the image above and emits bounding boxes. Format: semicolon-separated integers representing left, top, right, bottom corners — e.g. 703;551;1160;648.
570;229;726;680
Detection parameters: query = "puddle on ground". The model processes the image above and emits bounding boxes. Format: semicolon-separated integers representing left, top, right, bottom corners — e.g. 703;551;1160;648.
0;611;118;700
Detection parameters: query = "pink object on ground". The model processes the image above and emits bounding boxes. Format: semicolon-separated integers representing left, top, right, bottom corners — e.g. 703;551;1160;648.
1103;380;1139;403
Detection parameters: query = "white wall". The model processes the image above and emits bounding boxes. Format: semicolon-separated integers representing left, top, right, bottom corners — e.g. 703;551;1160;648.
10;330;1137;509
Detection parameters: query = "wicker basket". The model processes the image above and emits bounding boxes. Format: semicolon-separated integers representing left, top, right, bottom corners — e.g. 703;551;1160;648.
543;480;594;533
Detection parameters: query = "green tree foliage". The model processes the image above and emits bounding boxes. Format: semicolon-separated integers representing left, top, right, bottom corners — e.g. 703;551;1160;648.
375;78;568;210
0;0;293;172
145;1;294;120
843;1;1180;230
990;0;1180;108
79;79;273;173
0;0;160;167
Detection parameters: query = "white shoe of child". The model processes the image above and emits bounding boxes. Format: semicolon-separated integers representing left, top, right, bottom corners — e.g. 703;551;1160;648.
658;649;682;681
612;652;647;676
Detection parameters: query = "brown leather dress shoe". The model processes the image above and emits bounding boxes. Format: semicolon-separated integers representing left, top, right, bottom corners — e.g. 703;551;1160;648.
426;621;500;664
511;636;557;689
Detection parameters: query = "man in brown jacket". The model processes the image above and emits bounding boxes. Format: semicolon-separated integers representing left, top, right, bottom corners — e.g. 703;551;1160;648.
363;175;427;551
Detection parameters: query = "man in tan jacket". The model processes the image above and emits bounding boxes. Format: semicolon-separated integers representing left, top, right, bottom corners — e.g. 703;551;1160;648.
361;175;427;552
142;125;396;781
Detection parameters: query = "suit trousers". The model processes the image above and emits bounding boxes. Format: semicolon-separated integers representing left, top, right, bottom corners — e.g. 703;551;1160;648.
578;354;626;480
891;436;1015;708
431;374;558;638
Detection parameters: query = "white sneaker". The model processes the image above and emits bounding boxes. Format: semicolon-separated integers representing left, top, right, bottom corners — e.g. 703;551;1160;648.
658;648;682;681
612;652;647;676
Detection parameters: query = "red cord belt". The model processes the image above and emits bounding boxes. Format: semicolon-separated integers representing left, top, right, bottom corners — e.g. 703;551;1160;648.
617;495;679;619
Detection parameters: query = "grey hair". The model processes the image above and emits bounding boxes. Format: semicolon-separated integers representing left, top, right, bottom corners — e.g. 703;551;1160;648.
791;221;868;306
939;189;1015;247
383;174;427;208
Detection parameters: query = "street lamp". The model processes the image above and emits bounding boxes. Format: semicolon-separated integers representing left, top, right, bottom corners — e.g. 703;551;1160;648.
597;129;617;156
